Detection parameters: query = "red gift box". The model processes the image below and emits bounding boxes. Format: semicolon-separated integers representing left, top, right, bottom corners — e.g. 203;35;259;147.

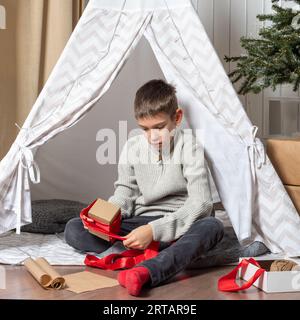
80;198;161;271
80;198;123;243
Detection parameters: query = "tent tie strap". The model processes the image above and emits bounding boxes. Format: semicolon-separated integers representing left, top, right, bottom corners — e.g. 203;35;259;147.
246;125;266;182
14;142;40;234
14;123;41;188
17;143;40;188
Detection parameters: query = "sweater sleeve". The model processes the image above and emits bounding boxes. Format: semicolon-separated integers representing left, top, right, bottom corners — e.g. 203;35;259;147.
107;139;140;218
148;135;213;242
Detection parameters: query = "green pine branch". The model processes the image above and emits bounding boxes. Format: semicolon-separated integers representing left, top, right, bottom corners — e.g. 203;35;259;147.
225;0;300;94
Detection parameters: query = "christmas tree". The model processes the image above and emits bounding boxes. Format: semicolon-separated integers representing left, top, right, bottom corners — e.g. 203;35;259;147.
225;0;300;94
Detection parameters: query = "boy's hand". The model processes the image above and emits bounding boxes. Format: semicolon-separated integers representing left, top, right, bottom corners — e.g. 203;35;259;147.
123;225;153;250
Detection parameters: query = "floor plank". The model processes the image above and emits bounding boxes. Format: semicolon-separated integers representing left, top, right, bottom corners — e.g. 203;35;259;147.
0;264;300;300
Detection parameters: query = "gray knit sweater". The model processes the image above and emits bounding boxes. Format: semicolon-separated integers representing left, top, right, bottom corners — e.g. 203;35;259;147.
107;127;213;242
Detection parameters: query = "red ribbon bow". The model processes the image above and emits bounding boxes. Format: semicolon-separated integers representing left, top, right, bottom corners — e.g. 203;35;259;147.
84;241;160;270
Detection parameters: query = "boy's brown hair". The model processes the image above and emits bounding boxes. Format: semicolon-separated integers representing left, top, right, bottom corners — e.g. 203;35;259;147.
134;79;178;119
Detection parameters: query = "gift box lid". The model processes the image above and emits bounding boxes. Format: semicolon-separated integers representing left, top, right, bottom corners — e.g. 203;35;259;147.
88;198;120;224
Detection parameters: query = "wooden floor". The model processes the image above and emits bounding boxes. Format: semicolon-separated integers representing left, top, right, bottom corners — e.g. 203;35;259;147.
0;264;300;300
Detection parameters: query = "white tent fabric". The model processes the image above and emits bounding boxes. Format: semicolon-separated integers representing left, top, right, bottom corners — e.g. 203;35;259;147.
0;0;300;256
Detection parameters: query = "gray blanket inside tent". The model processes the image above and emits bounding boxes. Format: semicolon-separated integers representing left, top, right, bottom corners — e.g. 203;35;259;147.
20;199;270;267
186;227;270;269
21;199;87;234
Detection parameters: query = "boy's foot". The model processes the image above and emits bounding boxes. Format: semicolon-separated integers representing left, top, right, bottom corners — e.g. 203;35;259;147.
117;269;127;287
117;266;150;296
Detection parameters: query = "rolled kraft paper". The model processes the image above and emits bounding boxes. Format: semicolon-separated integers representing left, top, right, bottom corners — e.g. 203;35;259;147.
24;257;65;290
24;258;52;288
35;257;65;289
270;259;300;272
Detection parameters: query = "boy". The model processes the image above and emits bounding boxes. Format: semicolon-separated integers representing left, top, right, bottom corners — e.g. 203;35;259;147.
65;79;224;296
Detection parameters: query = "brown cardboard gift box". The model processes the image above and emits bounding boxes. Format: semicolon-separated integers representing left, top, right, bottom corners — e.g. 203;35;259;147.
87;198;121;241
284;185;300;214
267;137;300;215
267;137;300;185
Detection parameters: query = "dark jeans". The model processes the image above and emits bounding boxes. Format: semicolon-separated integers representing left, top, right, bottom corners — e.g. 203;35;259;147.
64;215;169;253
64;215;224;287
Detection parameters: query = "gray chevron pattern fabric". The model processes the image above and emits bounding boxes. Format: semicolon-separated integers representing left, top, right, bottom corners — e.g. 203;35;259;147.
0;0;299;256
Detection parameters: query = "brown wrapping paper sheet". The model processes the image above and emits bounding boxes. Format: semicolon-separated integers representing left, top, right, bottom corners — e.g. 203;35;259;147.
24;257;66;290
64;271;119;293
24;257;119;293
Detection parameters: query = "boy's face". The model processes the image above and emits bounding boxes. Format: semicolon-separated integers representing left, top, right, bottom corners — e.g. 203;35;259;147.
137;108;183;149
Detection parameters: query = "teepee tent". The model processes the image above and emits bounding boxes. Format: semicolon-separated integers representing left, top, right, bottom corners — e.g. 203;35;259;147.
0;0;300;256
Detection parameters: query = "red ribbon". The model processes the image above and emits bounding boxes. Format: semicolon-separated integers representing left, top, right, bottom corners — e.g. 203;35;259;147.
218;257;266;292
80;200;159;270
84;241;160;270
